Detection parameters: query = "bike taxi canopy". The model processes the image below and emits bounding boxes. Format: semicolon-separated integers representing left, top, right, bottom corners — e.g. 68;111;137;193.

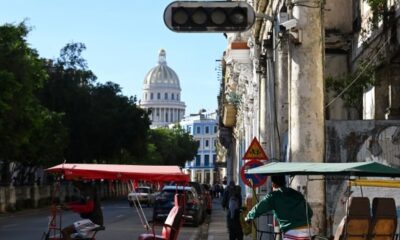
46;163;190;183
245;161;400;177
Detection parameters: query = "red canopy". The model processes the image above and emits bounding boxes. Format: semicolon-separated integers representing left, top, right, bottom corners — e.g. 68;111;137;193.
46;163;190;183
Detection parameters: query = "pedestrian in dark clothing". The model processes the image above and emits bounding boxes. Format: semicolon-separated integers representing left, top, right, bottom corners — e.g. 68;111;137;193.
222;181;243;240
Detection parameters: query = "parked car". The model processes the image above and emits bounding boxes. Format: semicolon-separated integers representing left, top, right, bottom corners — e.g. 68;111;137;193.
128;186;155;207
189;181;208;217
153;185;204;226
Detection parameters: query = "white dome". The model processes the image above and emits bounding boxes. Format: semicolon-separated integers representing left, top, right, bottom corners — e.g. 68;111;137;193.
140;49;186;129
143;49;180;89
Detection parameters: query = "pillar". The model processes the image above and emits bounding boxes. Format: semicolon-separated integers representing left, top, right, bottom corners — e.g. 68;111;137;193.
288;1;326;235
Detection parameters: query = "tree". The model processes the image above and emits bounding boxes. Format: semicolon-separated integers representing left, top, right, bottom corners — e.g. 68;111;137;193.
148;126;199;166
172;125;199;165
89;82;150;163
40;43;96;163
40;42;151;164
0;22;67;185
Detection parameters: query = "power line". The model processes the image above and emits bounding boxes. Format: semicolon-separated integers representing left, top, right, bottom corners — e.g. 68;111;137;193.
325;37;391;108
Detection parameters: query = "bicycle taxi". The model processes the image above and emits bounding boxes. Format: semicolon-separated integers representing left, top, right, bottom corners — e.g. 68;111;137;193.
42;163;190;240
245;161;400;240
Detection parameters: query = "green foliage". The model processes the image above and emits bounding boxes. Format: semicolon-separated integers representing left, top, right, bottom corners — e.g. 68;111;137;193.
0;22;153;185
1;21;198;185
0;22;68;184
326;62;376;111
148;126;199;167
40;44;151;164
363;0;386;29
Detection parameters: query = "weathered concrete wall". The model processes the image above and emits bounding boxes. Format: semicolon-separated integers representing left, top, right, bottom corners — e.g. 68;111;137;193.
325;54;348;120
325;120;400;236
324;0;353;33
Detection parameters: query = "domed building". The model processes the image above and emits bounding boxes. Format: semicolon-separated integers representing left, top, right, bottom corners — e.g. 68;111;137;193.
140;49;186;128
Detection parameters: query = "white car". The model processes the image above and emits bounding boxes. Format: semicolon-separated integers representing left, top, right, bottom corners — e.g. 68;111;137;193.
128;186;156;207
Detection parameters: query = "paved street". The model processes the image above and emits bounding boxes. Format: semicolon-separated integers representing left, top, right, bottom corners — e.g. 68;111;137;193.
0;200;202;240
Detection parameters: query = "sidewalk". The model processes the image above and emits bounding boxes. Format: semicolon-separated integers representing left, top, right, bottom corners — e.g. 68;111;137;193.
205;197;229;240
203;198;253;240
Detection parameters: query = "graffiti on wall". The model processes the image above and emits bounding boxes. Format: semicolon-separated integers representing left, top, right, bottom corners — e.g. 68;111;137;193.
325;120;400;236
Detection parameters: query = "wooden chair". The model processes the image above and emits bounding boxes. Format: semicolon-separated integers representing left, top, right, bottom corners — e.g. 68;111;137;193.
138;193;184;240
368;198;397;240
334;197;371;240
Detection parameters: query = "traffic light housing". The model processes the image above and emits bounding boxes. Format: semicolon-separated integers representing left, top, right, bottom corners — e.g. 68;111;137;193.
164;1;256;33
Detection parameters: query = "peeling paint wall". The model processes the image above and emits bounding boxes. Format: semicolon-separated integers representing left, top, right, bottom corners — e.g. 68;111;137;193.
325;120;400;236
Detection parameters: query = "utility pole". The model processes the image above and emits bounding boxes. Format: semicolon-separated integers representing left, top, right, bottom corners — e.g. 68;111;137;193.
287;0;326;235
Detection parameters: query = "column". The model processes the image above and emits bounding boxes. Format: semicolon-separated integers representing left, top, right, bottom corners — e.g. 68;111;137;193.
289;2;326;235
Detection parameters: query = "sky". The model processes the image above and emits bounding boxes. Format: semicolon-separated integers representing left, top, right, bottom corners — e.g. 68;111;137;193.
0;0;227;115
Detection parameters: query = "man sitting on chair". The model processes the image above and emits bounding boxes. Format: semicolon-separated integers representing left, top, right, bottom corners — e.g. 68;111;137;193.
62;181;103;240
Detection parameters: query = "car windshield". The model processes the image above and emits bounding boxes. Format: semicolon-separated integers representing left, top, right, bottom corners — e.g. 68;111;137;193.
160;189;195;201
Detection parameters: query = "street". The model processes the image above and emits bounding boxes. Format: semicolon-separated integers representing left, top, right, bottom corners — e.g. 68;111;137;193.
0;200;203;240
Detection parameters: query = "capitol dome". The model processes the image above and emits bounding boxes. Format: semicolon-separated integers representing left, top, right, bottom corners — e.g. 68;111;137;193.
143;49;180;88
140;49;186;128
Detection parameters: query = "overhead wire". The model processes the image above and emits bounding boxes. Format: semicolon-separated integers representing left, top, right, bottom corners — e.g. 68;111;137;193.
325;36;392;108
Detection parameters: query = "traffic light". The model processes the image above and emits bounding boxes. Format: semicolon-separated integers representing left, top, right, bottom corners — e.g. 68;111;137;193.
164;1;256;33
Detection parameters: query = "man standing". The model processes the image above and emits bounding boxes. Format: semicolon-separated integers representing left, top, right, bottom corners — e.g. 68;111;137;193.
245;175;313;240
222;181;243;240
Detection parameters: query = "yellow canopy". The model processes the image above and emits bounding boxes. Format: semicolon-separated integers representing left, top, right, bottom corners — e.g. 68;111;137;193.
350;179;400;188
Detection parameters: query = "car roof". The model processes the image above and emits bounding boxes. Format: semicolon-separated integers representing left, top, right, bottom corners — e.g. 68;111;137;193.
162;185;194;191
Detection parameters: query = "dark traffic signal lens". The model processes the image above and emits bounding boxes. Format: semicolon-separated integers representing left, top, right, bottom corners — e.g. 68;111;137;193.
164;1;255;32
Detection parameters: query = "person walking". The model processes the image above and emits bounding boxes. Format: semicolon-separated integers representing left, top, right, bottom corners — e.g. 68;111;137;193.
222;181;243;240
245;175;313;240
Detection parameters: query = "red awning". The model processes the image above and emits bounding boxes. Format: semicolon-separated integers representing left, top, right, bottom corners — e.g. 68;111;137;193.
46;163;190;183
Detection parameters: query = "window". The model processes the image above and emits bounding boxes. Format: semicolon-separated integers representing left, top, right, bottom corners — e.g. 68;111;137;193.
145;93;147;100
165;112;169;122
204;155;209;166
150;93;154;100
214;126;217;133
164;93;168;99
177;94;180;100
195;155;201;166
171;93;175;100
157;92;161;99
196;126;201;134
205;140;209;147
205;126;209;134
156;108;160;116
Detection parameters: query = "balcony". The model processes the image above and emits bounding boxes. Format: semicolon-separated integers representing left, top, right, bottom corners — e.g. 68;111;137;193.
222;104;237;127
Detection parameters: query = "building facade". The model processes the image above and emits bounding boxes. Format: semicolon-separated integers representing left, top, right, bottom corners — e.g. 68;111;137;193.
140;49;186;128
180;111;221;185
216;0;400;237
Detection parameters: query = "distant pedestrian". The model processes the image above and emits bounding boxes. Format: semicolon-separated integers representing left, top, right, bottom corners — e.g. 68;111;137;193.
222;181;243;240
218;183;224;198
